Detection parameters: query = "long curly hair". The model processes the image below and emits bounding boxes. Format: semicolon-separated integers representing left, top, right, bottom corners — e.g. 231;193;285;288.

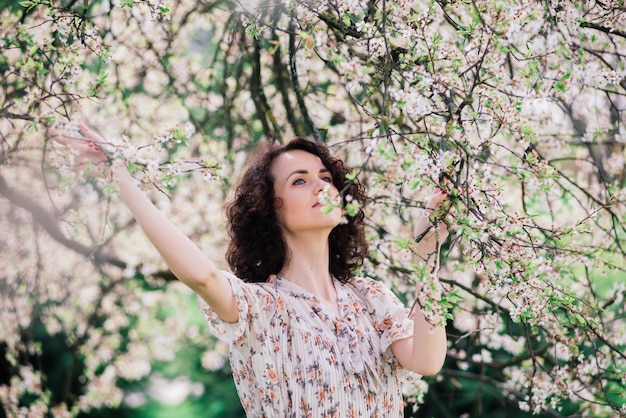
225;137;368;283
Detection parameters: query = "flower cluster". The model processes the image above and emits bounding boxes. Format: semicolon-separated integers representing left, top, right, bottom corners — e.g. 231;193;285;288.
1;0;625;416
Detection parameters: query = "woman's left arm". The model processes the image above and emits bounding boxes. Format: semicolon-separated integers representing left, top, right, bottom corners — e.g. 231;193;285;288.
391;189;449;375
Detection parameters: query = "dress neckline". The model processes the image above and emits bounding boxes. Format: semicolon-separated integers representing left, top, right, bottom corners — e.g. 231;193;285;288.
269;274;344;318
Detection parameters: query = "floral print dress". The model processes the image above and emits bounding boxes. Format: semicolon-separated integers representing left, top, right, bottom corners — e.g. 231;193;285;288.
197;272;416;418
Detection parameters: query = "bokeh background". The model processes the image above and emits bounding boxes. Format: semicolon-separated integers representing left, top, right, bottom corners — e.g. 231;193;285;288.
1;0;625;416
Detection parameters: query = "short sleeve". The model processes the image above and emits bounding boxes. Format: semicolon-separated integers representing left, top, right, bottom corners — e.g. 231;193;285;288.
195;271;275;345
351;277;414;364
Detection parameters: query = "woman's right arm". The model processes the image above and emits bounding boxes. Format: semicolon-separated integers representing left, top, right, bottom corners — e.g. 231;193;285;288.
50;122;238;323
114;166;238;322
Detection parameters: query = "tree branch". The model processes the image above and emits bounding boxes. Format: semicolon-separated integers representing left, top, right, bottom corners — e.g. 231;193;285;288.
288;18;321;141
579;21;626;39
0;173;179;282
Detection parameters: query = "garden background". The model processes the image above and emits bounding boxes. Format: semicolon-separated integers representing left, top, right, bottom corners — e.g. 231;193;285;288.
1;0;625;416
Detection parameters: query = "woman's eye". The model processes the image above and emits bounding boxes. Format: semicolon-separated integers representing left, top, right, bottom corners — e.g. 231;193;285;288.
322;177;332;183
292;179;305;185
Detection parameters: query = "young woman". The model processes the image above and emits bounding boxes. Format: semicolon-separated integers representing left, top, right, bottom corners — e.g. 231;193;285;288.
51;122;449;417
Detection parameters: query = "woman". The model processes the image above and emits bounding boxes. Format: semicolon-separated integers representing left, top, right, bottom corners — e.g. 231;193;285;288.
51;122;448;417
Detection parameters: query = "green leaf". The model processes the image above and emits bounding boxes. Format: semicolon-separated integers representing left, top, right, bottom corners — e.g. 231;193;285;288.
394;237;412;250
19;0;35;9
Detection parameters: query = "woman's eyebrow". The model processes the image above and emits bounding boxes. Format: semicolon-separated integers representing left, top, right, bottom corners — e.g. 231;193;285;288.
286;168;329;180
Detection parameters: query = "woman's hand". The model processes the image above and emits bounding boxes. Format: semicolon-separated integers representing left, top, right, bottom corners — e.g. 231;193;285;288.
49;120;112;175
425;188;448;212
415;187;452;244
50;120;238;323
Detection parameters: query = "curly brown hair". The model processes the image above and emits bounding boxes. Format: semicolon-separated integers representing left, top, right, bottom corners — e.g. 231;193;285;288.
225;137;368;283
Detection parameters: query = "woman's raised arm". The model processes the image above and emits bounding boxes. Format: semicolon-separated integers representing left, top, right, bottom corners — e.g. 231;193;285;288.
50;121;238;323
391;188;449;375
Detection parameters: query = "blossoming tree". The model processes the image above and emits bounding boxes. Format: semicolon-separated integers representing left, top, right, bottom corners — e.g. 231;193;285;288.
1;0;625;416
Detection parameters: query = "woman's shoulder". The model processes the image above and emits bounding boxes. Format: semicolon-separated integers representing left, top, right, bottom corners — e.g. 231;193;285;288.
349;275;383;284
345;276;410;322
219;270;281;303
347;275;389;295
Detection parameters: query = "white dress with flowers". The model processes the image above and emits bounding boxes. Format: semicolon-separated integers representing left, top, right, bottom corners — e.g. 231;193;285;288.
197;272;416;418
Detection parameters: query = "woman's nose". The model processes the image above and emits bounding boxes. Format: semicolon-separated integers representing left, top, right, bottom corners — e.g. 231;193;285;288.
314;178;327;193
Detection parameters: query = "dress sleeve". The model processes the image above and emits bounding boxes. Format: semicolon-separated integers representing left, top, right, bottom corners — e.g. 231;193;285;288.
195;270;275;344
353;277;415;365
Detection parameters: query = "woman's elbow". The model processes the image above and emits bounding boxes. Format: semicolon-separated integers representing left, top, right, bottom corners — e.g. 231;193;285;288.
416;360;444;376
177;264;220;290
411;353;446;376
410;349;446;376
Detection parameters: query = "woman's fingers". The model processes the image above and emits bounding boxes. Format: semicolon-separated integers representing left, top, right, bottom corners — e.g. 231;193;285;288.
48;127;71;145
428;188;448;209
49;123;100;152
77;119;104;142
47;122;111;173
48;126;83;147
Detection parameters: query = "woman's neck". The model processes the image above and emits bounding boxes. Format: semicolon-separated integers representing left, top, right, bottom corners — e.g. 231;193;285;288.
278;232;336;301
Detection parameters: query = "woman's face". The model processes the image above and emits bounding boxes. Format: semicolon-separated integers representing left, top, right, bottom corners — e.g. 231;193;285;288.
270;150;342;235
